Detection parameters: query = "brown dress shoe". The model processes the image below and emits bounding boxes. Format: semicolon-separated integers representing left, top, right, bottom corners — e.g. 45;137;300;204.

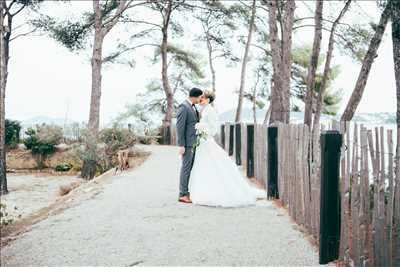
178;195;192;203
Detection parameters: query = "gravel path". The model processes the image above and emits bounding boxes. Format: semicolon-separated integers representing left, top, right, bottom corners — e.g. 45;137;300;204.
1;145;329;266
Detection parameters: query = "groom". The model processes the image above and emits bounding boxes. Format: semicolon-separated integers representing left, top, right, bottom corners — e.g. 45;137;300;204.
176;87;203;203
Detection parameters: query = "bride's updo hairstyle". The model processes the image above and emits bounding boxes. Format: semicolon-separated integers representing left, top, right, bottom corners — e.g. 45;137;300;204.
204;90;216;104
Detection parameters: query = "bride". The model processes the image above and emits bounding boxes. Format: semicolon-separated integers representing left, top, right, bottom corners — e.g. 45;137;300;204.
189;90;266;207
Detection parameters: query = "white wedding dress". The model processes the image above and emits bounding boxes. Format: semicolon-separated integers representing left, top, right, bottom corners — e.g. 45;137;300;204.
189;104;266;207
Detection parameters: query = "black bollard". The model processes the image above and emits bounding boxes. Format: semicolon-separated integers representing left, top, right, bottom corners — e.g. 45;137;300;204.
235;123;242;165
229;124;234;156
220;125;225;149
247;124;254;178
161;126;171;145
319;130;342;264
267;126;278;199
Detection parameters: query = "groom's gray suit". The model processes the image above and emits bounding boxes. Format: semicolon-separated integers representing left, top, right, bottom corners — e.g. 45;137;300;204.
176;100;199;197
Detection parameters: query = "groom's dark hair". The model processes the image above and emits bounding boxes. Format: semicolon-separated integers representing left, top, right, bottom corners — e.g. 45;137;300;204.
189;87;203;97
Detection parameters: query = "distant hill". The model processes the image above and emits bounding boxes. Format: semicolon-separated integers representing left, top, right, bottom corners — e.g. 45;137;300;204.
219;108;396;125
21;116;78;128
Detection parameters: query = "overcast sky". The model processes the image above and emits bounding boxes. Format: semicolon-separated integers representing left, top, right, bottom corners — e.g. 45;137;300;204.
4;1;396;124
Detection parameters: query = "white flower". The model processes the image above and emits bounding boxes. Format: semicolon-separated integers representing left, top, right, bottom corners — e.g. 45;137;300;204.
195;123;208;134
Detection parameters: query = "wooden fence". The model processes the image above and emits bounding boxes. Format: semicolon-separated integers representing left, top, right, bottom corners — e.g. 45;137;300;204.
338;123;400;267
218;122;399;266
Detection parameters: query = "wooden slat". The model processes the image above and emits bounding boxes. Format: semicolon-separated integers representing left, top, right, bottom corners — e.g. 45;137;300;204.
351;123;360;265
394;129;400;267
387;129;394;267
379;127;388;266
359;126;370;266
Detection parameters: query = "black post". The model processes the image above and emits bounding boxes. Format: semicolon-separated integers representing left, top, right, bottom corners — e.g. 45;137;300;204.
247;124;254;178
319;130;342;264
220;125;225;149
235;123;241;165
267;126;278;199
228;125;235;156
229;125;234;156
160;126;171;145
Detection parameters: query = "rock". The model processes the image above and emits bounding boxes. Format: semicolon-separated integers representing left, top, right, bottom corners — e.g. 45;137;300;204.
55;143;70;152
17;144;26;150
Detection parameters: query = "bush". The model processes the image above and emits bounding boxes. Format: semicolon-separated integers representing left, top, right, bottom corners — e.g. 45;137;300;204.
0;202;15;226
23;125;63;169
98;127;136;172
54;163;72;172
70;127;136;176
5;119;21;149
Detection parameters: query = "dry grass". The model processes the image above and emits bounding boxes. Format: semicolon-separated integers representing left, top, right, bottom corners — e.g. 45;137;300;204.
58;181;83;196
1;151;150;247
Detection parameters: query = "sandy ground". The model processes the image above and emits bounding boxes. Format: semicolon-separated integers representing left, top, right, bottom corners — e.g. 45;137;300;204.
1;145;331;266
0;173;82;220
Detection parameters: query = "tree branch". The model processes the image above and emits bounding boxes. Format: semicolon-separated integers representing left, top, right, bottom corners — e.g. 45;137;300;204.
102;0;147;36
250;43;272;56
10;28;37;41
120;19;162;28
10;3;26;17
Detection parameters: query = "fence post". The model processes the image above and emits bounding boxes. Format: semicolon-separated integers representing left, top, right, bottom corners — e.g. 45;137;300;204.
160;125;171;145
267;126;278;199
220;125;225;149
247;124;254;178
229;124;234;156
235;123;242;165
319;130;342;264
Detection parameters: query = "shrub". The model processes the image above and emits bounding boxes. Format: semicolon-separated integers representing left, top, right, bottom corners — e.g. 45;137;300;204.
70;127;136;177
5;119;21;149
98;127;136;172
0;202;15;226
54;163;72;172
23;125;63;169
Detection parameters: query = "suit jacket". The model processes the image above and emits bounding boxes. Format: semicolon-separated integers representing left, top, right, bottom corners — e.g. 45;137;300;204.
176;100;199;148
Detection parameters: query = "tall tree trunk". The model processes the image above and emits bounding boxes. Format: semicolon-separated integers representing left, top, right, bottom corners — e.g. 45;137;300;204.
281;0;295;124
392;1;400;265
81;0;104;179
263;78;273;124
267;0;295;124
0;4;8;195
312;0;351;137
304;0;323;127
161;0;173;129
235;0;256;123
341;4;391;121
80;0;128;178
267;0;284;124
206;33;216;93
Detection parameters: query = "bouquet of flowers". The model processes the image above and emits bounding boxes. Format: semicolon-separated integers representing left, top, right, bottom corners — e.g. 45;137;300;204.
193;123;208;150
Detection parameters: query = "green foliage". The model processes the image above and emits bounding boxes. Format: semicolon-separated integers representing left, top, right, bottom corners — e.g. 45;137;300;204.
23;125;63;169
54;163;72;172
32;0;124;51
0;202;16;226
98;127;136;172
244;62;271;111
336;23;374;62
71;127;136;175
5;120;21;149
32;16;91;51
194;0;240;63
153;44;205;78
291;45;342;115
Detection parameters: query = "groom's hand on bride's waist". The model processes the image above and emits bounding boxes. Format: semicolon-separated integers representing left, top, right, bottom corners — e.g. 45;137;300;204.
178;146;185;156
